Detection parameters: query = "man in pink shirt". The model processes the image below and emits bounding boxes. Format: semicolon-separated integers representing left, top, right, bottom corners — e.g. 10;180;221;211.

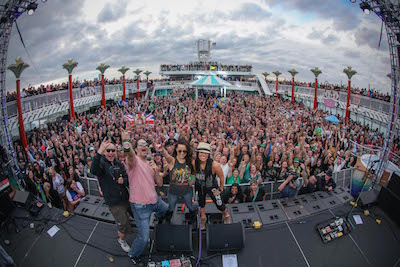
123;137;168;266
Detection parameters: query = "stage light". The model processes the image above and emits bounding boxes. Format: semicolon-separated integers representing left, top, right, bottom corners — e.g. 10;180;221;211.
360;2;371;14
350;0;356;3
27;2;38;15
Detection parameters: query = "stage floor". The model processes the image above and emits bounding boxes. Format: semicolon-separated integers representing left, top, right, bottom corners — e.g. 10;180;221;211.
1;203;399;267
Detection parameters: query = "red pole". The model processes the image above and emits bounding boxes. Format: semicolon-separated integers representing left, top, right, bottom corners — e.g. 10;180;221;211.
68;74;75;120
122;75;126;101
275;77;279;98
345;79;351;121
136;76;140;98
313;78;318;110
16;79;28;150
146;76;149;97
291;77;295;103
101;74;106;108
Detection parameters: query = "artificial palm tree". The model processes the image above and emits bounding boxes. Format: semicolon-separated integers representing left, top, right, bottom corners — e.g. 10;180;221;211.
310;67;322;110
133;69;142;98
62;59;78;120
8;58;29;150
288;69;299;103
262;72;269;83
96;63;110;108
118;66;130;101
273;70;281;97
143;70;152;98
343;66;357;121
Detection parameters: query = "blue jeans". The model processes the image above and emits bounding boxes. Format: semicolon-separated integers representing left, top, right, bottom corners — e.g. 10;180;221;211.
129;197;168;257
167;191;194;213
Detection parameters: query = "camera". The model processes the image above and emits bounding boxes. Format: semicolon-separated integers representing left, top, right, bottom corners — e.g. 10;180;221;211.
288;169;299;181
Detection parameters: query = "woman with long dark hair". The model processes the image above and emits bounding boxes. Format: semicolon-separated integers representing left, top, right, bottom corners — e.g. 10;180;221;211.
223;183;243;204
193;142;231;230
161;137;196;220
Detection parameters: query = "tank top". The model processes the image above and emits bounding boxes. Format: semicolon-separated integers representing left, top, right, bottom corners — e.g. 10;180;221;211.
195;166;217;189
168;157;192;195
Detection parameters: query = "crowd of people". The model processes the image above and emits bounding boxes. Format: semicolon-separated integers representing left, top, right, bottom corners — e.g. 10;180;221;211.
11;86;400;264
15;87;399;207
275;79;391;102
6;77;153;102
160;62;252;72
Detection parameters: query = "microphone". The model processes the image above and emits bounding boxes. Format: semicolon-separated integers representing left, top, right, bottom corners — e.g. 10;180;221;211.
192;201;199;210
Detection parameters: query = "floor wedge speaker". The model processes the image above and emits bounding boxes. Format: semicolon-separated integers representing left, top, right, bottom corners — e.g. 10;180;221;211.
155;224;193;252
12;190;32;207
206;222;245;252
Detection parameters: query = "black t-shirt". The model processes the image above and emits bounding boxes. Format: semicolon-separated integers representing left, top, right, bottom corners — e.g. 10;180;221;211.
244;187;265;202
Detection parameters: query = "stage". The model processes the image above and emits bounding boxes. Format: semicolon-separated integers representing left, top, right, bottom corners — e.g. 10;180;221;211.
1;202;399;267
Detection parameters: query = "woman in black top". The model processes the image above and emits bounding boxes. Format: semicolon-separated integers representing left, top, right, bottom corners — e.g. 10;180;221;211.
244;180;265;202
223;183;244;204
193;142;231;230
161;138;195;219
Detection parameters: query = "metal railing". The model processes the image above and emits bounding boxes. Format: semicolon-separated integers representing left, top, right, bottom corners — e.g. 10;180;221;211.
80;167;354;200
6;83;146;117
271;83;395;117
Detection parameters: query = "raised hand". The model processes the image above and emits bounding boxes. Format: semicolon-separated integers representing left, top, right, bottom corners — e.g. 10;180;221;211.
154;143;163;152
98;138;111;155
120;127;130;142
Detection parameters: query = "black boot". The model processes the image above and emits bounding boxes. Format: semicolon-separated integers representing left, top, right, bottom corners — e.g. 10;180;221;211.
161;210;173;224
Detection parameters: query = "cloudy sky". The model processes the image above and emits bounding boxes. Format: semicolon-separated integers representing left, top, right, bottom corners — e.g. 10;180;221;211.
6;0;390;92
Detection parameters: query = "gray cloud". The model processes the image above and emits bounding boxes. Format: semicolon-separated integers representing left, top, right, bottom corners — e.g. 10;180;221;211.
342;49;361;59
265;0;362;31
322;34;339;45
354;26;388;51
307;28;324;40
231;3;272;21
4;0;391;94
97;1;128;23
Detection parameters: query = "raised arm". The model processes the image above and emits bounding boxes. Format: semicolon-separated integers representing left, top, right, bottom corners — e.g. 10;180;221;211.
120;129;136;168
160;145;175;170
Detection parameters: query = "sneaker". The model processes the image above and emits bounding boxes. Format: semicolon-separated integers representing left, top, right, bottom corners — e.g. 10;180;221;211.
118;238;130;253
130;256;144;267
201;217;207;230
224;215;231;224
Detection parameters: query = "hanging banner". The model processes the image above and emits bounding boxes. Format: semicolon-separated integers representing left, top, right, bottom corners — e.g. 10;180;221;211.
324;98;335;108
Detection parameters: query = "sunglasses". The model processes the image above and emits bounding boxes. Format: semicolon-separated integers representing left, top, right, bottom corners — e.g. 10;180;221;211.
137;142;148;147
177;150;187;154
106;148;116;152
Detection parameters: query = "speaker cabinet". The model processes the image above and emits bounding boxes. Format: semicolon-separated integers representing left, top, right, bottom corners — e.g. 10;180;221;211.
387;173;400;197
155;224;193;252
206;223;245;252
378;187;400;226
12;190;33;207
